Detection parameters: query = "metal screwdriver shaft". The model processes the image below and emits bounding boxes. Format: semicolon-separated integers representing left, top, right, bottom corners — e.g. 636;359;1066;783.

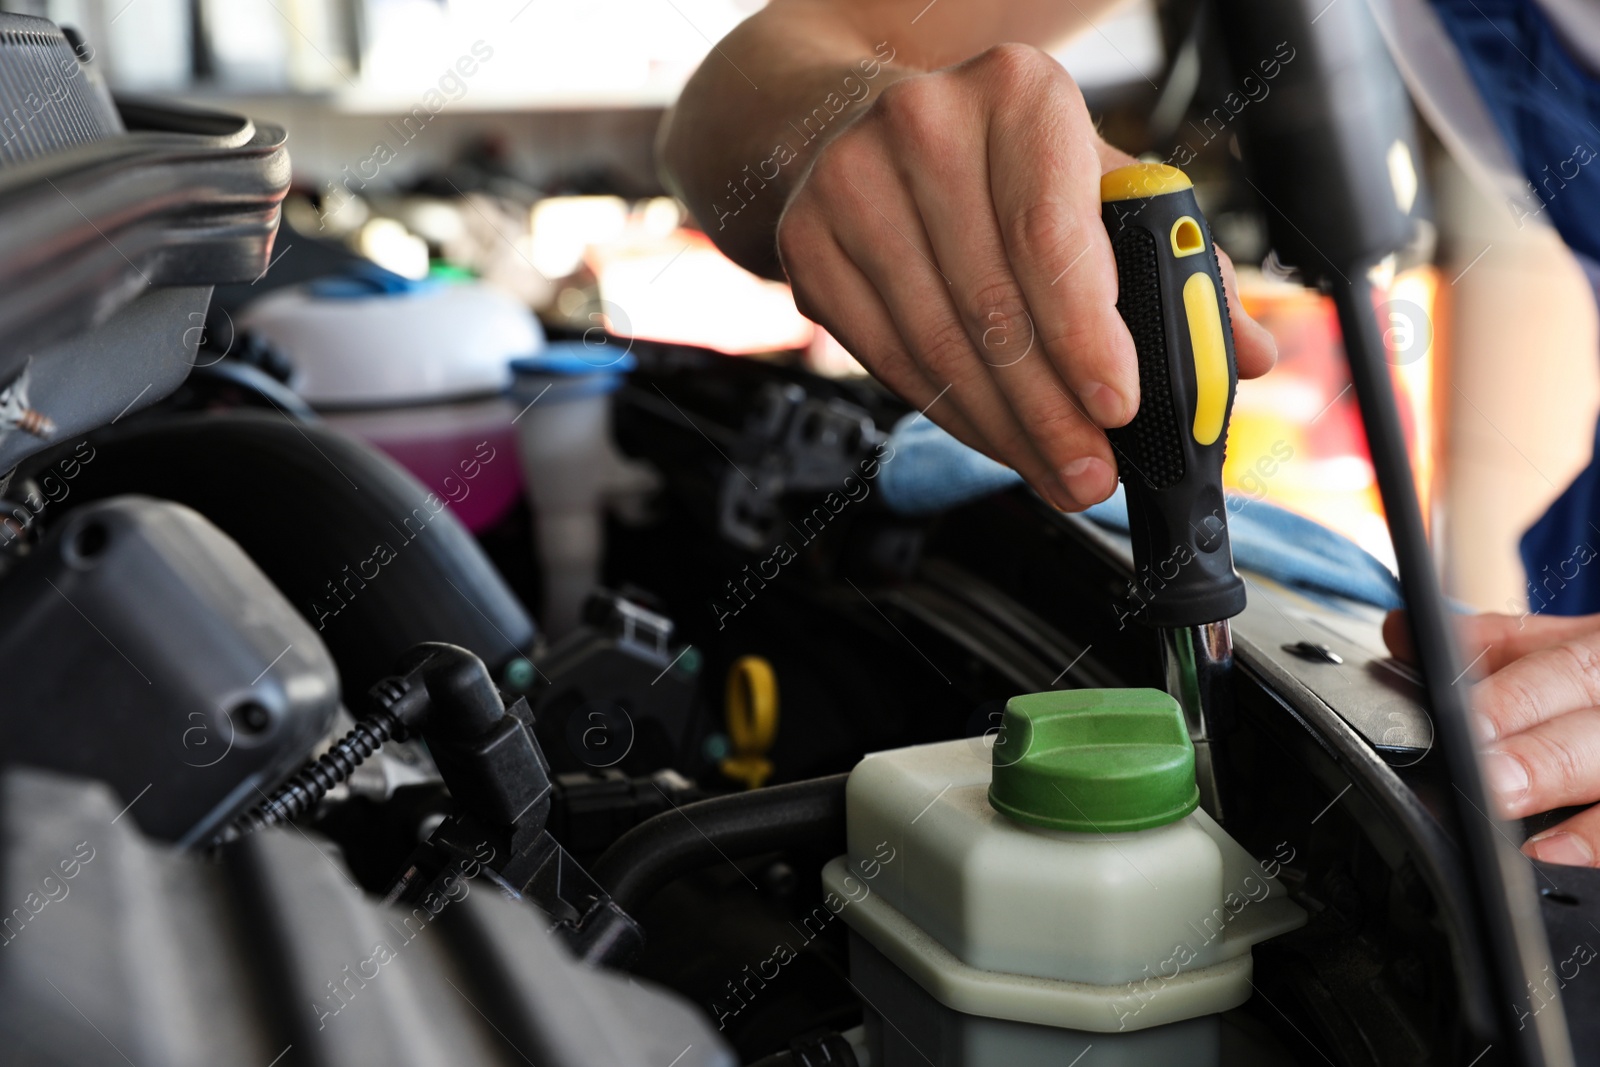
1100;162;1247;820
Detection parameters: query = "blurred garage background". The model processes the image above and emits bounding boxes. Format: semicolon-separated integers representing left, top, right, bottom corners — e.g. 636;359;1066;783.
7;0;1591;616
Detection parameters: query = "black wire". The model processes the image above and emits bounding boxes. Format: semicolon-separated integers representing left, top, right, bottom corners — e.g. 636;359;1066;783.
1333;274;1564;1066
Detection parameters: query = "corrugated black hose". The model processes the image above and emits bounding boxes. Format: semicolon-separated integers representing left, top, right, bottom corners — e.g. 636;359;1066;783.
218;669;428;844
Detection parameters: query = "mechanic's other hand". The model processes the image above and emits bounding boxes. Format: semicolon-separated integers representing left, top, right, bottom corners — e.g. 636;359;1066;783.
776;44;1277;511
1384;609;1600;865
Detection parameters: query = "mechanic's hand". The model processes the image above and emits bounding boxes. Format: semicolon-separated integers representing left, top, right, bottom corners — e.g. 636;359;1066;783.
775;44;1278;511
1384;609;1600;866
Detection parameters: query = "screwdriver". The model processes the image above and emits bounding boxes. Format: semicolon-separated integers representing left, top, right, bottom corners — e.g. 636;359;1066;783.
1100;162;1247;821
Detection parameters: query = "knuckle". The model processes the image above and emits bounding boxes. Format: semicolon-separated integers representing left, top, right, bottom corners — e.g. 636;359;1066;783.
1022;402;1087;457
866;342;918;384
975;43;1052;88
915;315;977;374
786;273;831;329
788;279;820;323
874;75;934;128
1006;200;1083;273
989;421;1048;476
874;78;953;155
1556;639;1600;704
965;274;1030;332
1037;315;1105;367
808;135;868;195
1488;673;1546;737
1522;732;1584;800
775;209;823;278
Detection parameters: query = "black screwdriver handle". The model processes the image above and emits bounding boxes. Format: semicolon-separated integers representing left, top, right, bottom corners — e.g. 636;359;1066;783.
1100;163;1246;628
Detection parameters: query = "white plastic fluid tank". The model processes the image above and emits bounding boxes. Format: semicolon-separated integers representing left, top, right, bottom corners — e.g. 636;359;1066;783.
237;269;544;535
240;270;541;407
509;342;656;637
822;688;1307;1066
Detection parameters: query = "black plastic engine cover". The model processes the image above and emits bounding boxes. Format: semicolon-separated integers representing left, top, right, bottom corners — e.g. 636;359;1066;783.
0;495;338;845
0;767;734;1067
0;15;289;379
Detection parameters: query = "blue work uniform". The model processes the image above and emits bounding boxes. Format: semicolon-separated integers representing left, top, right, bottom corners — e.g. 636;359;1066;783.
1433;0;1600;614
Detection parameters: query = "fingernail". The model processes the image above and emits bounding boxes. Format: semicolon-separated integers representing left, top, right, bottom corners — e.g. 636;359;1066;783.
1526;831;1594;867
1078;381;1130;427
1472;712;1498;744
1482;750;1529;812
1059;457;1115;506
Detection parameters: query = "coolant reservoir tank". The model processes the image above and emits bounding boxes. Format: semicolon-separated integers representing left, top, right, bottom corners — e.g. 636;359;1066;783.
822;688;1306;1065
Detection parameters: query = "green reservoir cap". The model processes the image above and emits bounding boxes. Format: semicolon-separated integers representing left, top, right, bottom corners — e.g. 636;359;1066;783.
988;688;1199;833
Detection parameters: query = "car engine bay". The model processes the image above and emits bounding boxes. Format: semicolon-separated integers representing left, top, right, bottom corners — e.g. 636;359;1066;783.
0;8;1594;1067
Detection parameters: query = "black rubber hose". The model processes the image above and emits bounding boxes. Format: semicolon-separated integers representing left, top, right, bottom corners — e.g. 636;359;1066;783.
591;774;849;914
188;359;320;421
19;411;536;693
